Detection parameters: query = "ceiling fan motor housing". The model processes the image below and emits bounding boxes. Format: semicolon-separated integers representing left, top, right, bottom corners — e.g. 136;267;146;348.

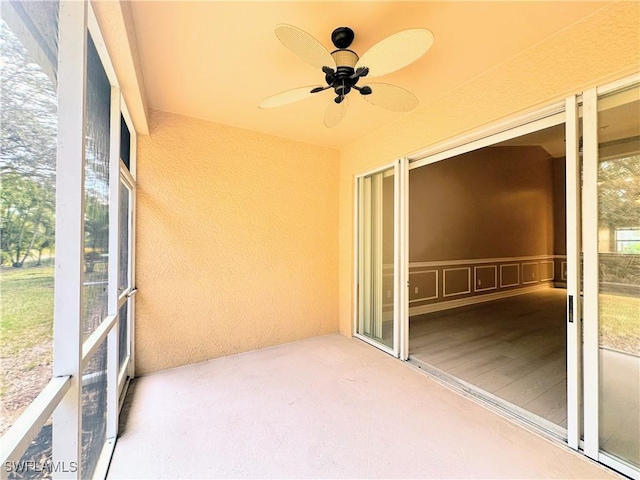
331;50;358;78
325;27;369;101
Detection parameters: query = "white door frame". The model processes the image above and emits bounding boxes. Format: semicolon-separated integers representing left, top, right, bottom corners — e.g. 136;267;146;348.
354;160;402;357
402;97;588;450
352;73;640;480
117;165;136;400
582;86;600;461
565;94;582;451
581;74;640;480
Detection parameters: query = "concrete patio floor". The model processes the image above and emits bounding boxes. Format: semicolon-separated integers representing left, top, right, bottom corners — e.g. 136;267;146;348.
107;334;619;479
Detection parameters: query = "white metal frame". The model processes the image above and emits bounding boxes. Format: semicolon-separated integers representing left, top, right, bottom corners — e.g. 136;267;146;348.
408;105;565;169
582;87;600;461
353;160;402;358
350;72;640;479
0;377;71;476
118;105;137;385
0;2;138;478
399;157;410;360
51;2;87;476
404;93;573;439
117;164;136;394
581;74;640;479
565;94;582;452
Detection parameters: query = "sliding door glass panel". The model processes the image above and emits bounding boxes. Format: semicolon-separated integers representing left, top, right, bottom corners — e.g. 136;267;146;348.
82;33;111;342
118;179;131;295
0;2;58;438
118;300;129;370
597;85;640;468
120;116;131;171
358;167;395;350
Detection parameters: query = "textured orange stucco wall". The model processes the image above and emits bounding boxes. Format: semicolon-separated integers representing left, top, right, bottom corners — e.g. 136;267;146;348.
338;2;640;336
136;111;339;374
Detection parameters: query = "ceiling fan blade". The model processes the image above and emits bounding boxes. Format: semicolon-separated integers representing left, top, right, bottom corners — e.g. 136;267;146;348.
362;83;419;112
258;85;324;109
355;29;434;78
275;24;336;70
324;96;349;128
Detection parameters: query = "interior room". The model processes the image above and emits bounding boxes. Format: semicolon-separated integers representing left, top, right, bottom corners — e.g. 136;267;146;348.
407;124;570;430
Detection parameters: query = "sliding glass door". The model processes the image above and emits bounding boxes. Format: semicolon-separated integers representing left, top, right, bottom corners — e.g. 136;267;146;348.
582;81;640;476
118;169;135;396
351;76;637;479
355;162;403;356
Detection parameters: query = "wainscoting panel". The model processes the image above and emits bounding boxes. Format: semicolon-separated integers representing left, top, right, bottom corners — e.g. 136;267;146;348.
500;264;520;287
540;261;554;281
522;262;539;285
408;255;566;316
409;270;438;303
474;265;498;292
443;267;471;297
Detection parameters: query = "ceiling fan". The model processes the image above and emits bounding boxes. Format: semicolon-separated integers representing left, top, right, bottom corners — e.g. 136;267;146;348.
259;25;434;127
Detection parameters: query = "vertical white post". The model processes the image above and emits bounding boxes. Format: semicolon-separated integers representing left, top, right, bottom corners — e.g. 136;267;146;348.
399;158;409;360
362;177;372;335
107;87;121;441
53;1;87;478
128;129;137;379
372;174;383;339
393;160;400;356
582;87;600;460
565;95;582;450
355;176;362;336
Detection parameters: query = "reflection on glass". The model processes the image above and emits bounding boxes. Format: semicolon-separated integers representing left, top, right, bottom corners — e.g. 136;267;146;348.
0;3;58;435
118;301;128;370
82;33;111;342
80;32;110;478
81;339;108;479
597;86;640;467
358;168;395;349
119;180;130;293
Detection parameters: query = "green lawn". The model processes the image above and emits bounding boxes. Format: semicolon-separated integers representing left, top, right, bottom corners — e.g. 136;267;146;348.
600;293;640;355
0;266;54;356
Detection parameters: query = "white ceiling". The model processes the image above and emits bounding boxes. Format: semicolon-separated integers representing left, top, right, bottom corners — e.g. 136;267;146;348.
129;1;609;149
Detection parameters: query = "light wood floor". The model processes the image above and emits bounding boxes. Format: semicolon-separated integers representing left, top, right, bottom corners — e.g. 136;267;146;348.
409;288;568;428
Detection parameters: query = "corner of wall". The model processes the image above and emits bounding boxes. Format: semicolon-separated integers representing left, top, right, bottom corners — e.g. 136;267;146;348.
91;0;150;135
136;111;341;374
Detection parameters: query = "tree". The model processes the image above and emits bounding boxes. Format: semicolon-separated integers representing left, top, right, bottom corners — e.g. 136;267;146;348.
1;20;57;267
599;154;640;245
0;172;54;267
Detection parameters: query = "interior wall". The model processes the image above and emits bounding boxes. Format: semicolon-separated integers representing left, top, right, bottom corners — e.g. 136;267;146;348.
136;110;340;375
338;2;640;336
409;146;555;261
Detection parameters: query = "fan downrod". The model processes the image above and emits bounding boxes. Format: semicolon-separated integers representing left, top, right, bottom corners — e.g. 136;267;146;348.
331;27;354;49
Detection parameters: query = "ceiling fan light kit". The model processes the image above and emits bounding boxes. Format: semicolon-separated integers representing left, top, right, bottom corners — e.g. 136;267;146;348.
259;24;434;128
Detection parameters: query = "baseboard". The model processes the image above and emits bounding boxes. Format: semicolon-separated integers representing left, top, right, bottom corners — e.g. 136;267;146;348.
409;283;552;317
